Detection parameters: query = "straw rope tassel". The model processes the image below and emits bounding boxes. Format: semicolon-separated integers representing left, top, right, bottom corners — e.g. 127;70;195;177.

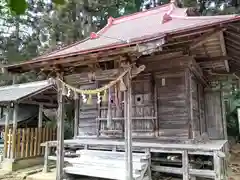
87;94;92;105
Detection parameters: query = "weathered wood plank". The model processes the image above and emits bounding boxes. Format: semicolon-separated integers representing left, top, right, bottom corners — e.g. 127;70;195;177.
21;128;26;158
205;91;224;139
63;150;149;180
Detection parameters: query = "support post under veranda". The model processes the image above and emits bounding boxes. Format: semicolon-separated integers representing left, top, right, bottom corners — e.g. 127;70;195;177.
56;77;65;180
124;70;133;180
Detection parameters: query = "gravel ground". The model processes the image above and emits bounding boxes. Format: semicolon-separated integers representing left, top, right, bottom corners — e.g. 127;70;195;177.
0;165;46;180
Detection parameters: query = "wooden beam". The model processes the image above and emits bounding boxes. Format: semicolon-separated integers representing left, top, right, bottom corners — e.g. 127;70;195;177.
219;31;227;56
225;36;240;47
195;56;229;62
56;78;64;180
227;23;240;32
64;65;146;85
189;29;223;50
31;98;57;105
7;46;138;74
226;46;240;56
219;31;229;72
225;30;240;40
22;100;57;108
170;27;217;39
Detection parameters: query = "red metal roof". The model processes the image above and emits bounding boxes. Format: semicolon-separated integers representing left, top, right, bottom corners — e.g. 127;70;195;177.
17;3;240;62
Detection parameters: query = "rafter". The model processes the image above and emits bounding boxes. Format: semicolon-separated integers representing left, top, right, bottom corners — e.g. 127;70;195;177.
189;28;224;51
219;31;229;72
195;56;229;62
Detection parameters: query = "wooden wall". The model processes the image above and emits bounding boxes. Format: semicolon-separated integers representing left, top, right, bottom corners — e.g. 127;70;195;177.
155;71;189;138
75;54;215;140
191;75;206;138
205;91;225;139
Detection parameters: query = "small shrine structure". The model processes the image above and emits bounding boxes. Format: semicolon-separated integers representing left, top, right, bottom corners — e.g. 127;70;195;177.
0;79;57;171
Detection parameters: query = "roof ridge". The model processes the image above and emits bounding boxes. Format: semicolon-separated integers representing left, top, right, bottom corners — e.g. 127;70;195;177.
112;3;172;25
171;14;238;20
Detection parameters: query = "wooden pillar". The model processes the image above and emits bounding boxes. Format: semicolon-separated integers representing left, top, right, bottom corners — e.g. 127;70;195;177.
189;74;194;138
220;83;228;140
153;75;158;137
125;71;133;180
4;104;10;158
38;104;43;155
107;87;112;129
74;98;79;138
185;69;194;139
124;88;128;179
38;104;43;128
214;151;221;180
11;103;18;159
56;79;64;180
182;150;189;180
43;142;50;173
